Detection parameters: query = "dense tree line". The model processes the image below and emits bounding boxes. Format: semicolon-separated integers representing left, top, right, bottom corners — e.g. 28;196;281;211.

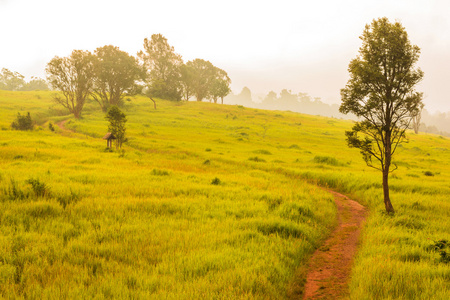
44;34;231;118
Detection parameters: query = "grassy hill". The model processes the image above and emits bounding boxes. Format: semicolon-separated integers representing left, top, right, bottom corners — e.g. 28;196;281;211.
0;91;449;299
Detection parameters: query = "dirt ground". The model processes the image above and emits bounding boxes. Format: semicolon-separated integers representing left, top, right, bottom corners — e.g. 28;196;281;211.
291;190;367;299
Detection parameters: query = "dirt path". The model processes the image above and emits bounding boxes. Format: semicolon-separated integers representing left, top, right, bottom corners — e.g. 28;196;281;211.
300;190;367;299
56;119;69;131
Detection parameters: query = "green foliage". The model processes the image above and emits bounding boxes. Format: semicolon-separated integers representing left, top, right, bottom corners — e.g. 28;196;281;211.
0;68;25;91
92;45;143;112
105;106;127;149
138;34;183;101
340;17;424;213
211;177;221;185
11;112;33;130
431;240;449;264
313;156;344;166
26;178;51;198
46;50;95;119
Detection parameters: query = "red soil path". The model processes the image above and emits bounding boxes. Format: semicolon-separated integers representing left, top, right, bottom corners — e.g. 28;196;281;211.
295;190;367;299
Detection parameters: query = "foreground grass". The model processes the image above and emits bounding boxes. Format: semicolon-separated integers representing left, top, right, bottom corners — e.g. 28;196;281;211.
0;91;449;299
0;92;337;299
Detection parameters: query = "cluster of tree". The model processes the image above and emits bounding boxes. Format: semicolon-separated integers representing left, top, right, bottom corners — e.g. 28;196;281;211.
45;34;231;119
224;87;353;119
0;68;49;91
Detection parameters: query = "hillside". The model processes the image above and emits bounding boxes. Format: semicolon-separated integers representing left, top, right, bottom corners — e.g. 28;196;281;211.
0;91;449;299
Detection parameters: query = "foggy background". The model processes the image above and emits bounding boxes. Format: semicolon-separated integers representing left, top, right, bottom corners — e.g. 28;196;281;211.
0;0;449;133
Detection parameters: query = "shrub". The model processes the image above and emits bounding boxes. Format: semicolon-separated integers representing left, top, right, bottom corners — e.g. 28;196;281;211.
253;149;272;155
26;178;50;198
431;240;449;264
11;112;34;130
211;177;221;185
423;171;434;176
57;190;81;209
313;156;344;166
248;156;266;162
151;169;169;176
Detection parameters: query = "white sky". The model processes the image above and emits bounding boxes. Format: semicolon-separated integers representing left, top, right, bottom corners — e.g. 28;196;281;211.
1;0;449;113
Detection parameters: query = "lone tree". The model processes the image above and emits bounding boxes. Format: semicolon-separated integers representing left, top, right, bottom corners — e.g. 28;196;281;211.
340;17;424;213
46;50;95;119
105;106;127;149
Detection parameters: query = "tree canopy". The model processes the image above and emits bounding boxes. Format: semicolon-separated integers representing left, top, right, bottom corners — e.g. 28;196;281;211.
0;68;25;91
46;50;95;119
105;106;127;149
138;34;183;101
340;17;424;213
92;45;142;111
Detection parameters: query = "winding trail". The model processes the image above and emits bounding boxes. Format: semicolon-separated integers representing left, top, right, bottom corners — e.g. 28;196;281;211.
299;190;367;299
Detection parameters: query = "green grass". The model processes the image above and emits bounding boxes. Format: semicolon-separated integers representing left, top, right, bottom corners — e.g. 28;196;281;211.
0;91;449;299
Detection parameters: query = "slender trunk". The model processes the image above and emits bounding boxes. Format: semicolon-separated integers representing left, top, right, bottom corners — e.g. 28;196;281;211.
383;131;395;213
382;169;394;213
221;97;223;105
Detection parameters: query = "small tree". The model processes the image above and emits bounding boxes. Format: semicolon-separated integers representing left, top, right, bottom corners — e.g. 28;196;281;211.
210;67;231;104
11;112;33;130
411;102;424;134
105;106;127;149
340;18;424;213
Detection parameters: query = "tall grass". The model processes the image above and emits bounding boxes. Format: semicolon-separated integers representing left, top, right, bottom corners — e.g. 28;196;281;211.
0;90;448;298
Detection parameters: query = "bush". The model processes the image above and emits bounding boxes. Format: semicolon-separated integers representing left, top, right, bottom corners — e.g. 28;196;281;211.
211;177;221;185
11;112;34;130
313;156;344;166
26;178;50;198
248;156;266;162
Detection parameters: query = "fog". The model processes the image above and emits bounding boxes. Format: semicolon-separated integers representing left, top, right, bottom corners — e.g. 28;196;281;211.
1;0;449;116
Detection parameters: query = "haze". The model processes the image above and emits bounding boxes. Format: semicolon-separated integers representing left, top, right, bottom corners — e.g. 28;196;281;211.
1;0;449;113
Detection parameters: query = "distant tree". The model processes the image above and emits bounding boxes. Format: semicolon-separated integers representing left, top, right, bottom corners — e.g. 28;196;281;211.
0;68;25;91
105;106;127;149
411;102;424;134
11;112;33;130
210;67;231;104
340;18;424;214
180;63;195;101
138;34;183;101
238;87;253;105
186;59;216;102
21;77;49;91
92;45;142;112
46;50;95;119
278;89;299;109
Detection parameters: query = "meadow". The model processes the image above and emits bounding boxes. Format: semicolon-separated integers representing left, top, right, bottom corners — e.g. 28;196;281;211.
0;90;449;299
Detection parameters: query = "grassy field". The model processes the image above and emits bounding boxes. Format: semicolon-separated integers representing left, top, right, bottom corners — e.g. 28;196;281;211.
0;90;449;299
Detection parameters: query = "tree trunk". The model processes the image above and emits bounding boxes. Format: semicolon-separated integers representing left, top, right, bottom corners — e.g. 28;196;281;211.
383;131;395;213
382;169;395;213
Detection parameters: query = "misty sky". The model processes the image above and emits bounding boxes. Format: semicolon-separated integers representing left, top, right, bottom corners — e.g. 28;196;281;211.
1;0;449;113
